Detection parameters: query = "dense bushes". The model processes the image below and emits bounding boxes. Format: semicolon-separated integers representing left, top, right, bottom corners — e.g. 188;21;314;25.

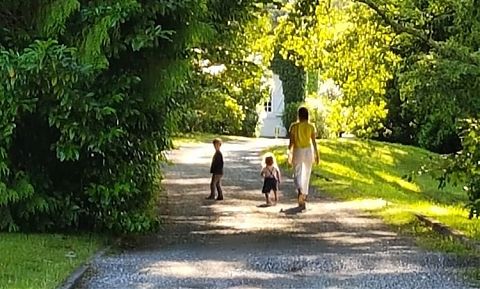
0;0;264;233
442;119;480;218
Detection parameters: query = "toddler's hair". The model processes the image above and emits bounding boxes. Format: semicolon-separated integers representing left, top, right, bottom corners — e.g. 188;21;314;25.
265;156;274;166
212;138;222;145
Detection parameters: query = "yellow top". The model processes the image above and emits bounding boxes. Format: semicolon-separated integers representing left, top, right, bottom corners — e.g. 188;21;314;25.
289;121;316;148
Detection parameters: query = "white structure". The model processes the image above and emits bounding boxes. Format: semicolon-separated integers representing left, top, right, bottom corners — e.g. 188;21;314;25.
258;74;287;137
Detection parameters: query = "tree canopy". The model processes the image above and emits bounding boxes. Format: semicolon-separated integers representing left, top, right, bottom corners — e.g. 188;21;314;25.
2;0;480;233
0;0;279;233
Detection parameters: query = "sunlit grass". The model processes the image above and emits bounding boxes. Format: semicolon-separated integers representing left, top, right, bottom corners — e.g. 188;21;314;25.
271;138;480;241
0;234;101;289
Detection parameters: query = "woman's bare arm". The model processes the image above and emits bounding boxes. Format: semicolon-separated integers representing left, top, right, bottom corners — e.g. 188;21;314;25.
288;132;294;151
311;131;319;164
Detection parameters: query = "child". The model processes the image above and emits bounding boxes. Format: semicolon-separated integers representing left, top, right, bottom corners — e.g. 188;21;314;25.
206;138;224;201
260;154;281;206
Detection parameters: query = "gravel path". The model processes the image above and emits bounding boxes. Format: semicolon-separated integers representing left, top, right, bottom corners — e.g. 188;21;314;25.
78;137;475;289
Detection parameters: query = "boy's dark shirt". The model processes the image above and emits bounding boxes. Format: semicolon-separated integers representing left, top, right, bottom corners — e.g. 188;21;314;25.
210;151;223;175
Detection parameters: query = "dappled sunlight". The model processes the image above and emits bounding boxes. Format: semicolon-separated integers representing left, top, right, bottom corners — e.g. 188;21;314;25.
309;231;397;245
209;200;298;233
374;171;421;193
424;205;451;216
375;150;395;166
170;147;212;165
142;260;283;280
163;177;211;185
378;206;417;226
320;144;337;156
409;202;467;218
343;199;388;210
392;148;409;156
322;162;373;184
319;199;389;211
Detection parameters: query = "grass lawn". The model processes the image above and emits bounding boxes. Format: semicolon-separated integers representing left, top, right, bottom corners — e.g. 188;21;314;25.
0;233;101;289
271;138;480;243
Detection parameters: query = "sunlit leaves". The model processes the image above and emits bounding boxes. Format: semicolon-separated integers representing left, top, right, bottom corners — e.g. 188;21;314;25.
276;1;399;137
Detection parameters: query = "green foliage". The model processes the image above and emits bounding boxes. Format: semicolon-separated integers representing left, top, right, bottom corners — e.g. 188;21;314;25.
0;0;265;233
304;94;333;139
275;1;398;138
282;102;302;133
178;11;275;136
271;0;480;214
37;0;80;37
271;52;306;104
270;52;306;134
438;119;480;219
358;0;480;153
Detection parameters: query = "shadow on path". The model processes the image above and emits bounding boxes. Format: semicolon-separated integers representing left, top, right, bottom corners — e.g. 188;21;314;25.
78;137;476;289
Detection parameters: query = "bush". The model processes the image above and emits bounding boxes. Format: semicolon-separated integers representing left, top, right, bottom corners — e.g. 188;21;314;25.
0;40;163;233
304;102;330;139
440;119;480;219
0;0;260;233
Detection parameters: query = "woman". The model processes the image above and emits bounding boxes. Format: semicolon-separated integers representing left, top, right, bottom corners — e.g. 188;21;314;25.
288;107;319;210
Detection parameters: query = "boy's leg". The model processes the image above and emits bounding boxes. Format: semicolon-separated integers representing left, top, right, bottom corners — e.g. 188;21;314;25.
206;174;216;199
265;193;271;205
215;174;223;200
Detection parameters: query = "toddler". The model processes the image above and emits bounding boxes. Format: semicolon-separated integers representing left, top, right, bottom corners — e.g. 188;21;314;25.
260;154;281;206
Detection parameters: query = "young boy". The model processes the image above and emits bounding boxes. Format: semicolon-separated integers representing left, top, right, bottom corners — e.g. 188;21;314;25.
206;138;224;201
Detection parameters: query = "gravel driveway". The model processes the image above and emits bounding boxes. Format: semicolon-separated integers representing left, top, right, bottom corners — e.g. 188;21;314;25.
77;137;475;289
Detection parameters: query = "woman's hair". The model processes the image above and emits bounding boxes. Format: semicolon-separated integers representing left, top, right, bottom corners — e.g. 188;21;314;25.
212;138;222;145
265;156;274;166
298;107;309;121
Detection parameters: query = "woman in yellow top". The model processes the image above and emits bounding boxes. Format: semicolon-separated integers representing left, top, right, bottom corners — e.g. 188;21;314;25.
288;107;319;210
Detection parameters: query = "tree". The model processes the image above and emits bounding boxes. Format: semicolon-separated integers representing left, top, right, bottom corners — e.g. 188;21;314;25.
275;0;399;138
0;0;274;233
178;7;277;136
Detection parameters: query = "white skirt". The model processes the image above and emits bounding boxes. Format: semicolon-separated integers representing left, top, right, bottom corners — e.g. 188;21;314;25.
292;146;314;195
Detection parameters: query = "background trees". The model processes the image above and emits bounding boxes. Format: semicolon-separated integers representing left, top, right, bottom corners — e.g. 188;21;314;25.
279;0;480;217
2;0;480;232
0;0;276;233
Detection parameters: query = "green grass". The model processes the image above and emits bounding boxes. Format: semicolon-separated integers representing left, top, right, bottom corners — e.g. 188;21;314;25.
271;138;480;242
0;233;101;289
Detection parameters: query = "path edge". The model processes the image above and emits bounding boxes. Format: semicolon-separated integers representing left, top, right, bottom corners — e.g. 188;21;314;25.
56;246;110;289
415;213;480;252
